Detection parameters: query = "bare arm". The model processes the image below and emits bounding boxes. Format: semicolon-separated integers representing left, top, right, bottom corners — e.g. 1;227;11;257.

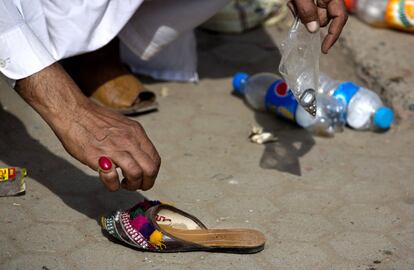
16;63;160;191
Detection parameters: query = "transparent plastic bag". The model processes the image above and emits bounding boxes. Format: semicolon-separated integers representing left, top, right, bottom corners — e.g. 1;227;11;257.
279;17;321;116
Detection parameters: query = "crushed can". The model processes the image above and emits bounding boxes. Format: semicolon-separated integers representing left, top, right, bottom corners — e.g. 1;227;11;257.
0;167;27;196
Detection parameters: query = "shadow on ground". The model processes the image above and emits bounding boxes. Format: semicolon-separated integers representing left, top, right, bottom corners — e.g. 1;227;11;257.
0;103;144;221
254;111;315;176
197;27;315;175
196;28;282;78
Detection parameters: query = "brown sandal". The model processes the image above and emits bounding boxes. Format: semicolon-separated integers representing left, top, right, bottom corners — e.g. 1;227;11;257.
101;200;266;253
63;40;158;115
87;70;158;116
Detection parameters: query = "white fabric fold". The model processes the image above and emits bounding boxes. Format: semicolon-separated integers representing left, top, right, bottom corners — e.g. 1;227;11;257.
0;0;230;82
120;31;199;82
0;0;143;80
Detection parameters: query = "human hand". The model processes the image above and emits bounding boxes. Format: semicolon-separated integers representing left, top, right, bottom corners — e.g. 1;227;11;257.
59;102;161;192
16;63;160;192
290;0;348;53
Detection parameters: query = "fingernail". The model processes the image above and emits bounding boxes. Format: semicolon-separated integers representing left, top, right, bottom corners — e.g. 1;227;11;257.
306;21;319;32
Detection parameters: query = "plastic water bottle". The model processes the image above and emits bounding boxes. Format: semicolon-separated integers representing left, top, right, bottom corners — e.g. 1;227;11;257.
346;0;388;27
345;0;414;33
232;72;279;111
319;74;394;130
232;72;346;136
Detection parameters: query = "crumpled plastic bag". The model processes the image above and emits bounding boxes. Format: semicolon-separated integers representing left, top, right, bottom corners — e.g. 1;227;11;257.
279;17;320;116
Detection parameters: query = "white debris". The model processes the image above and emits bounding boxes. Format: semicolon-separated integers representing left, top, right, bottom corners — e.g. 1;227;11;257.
249;125;277;144
216;216;230;223
160;87;170;97
12;203;20;206
228;179;239;185
251;125;264;134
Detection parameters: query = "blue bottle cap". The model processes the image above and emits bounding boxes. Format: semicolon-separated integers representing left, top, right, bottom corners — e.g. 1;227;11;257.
373;107;394;129
333;82;359;106
232;72;249;95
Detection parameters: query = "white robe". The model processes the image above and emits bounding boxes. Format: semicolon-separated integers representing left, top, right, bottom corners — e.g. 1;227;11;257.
0;0;229;81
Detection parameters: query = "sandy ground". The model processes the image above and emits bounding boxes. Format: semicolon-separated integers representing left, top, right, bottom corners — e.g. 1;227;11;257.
1;17;413;270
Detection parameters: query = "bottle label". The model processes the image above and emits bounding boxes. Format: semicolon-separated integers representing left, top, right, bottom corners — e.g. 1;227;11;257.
344;0;356;13
265;80;298;121
385;0;414;32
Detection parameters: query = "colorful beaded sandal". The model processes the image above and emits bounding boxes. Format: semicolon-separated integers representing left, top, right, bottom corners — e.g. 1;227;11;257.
101;200;266;253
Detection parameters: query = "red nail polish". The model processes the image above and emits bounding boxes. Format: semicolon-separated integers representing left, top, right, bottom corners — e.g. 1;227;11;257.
99;156;112;171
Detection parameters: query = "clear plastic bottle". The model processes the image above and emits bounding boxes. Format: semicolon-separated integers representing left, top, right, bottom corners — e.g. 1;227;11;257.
232;72;280;111
345;0;414;32
346;88;393;130
319;74;394;130
355;0;388;27
318;73;340;96
295;95;346;136
233;72;346;136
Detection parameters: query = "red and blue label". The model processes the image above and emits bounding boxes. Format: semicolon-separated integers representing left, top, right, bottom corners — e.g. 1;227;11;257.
265;80;298;121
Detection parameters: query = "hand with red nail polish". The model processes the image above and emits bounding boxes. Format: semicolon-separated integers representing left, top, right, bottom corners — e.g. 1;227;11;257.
16;64;161;192
290;0;348;53
69;103;161;192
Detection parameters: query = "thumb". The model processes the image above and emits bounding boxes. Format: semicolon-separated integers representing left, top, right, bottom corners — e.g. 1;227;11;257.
98;156;120;192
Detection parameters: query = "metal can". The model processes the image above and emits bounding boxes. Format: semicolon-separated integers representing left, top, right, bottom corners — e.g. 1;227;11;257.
0;167;26;196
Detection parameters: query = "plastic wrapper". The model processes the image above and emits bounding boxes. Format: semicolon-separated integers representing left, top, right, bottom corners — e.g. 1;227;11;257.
0;167;26;196
279;17;321;116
